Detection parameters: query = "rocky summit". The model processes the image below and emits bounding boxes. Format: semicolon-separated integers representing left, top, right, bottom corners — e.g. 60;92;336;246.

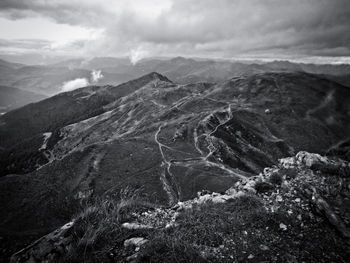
0;71;350;262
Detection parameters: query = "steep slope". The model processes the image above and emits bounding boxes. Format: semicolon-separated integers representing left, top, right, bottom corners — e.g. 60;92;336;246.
0;72;350;260
0;72;170;175
0;86;46;114
9;152;350;263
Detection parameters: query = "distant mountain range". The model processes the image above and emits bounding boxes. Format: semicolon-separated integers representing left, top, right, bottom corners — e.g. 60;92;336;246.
0;57;349;100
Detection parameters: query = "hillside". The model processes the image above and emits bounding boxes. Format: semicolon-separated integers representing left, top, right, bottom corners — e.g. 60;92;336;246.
0;86;46;114
8;151;350;263
0;71;350;262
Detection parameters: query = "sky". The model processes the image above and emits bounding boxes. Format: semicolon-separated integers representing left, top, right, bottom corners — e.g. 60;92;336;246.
0;0;350;64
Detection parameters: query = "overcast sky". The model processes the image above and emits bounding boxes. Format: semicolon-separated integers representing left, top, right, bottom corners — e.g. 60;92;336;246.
0;0;350;64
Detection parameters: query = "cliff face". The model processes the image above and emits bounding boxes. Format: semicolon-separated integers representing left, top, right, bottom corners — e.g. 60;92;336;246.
10;151;350;263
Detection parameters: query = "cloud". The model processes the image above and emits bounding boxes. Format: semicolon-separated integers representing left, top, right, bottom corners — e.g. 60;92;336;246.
91;69;103;82
129;46;150;64
60;69;103;92
61;78;89;92
1;0;350;62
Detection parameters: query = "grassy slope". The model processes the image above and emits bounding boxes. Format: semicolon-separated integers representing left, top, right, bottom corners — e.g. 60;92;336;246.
11;152;348;263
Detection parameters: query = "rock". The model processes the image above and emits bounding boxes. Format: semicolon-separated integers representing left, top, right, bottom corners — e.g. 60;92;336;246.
10;221;74;263
121;222;153;230
242;180;257;193
225;187;238;195
263;167;279;177
281;180;291;190
126;253;139;262
279;223;288;231
296;151;350;176
311;191;350;239
279;156;296;168
248;254;255;259
296;151;327;168
124;237;148;249
276;195;283;202
259;245;269;251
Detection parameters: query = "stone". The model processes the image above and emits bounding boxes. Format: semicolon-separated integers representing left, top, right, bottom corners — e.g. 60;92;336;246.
124;237;148;248
276;195;283;202
10;221;75;263
279;223;288;231
121;222;154;230
259;245;269;251
279;157;296;168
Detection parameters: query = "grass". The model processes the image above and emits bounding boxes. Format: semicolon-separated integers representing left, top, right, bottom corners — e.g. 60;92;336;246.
61;187;156;262
137;233;208;263
137;191;350;262
60;191;269;262
137;194;270;262
57;180;350;262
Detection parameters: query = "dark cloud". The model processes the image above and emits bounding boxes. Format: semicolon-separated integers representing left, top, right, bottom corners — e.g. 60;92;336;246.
0;0;350;61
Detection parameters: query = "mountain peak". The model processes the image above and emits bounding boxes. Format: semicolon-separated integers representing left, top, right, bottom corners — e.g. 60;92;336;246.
144;72;172;83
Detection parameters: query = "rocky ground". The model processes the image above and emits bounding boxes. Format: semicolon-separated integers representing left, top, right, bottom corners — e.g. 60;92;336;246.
9;151;350;262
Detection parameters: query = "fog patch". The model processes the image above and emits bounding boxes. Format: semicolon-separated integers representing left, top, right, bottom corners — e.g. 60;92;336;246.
61;78;89;92
129;47;149;65
61;69;103;92
91;69;103;83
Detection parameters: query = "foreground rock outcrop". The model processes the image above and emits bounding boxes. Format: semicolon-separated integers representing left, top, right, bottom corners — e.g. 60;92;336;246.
10;151;350;262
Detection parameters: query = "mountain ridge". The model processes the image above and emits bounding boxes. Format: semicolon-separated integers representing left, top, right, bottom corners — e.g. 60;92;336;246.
0;71;350;261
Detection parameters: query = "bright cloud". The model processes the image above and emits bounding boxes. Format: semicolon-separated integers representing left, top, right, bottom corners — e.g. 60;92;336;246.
61;78;89;92
91;70;103;83
61;69;104;92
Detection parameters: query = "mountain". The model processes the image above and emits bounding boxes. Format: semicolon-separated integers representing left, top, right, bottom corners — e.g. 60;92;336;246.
1;57;349;97
0;71;350;261
52;56;350;84
0;86;46;114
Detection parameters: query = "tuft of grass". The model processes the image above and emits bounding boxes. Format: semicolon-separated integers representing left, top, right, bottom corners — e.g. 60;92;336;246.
61;187;155;262
137;232;208;263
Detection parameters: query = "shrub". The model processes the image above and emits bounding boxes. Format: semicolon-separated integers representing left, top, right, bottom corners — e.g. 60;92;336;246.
255;181;274;193
268;171;283;185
